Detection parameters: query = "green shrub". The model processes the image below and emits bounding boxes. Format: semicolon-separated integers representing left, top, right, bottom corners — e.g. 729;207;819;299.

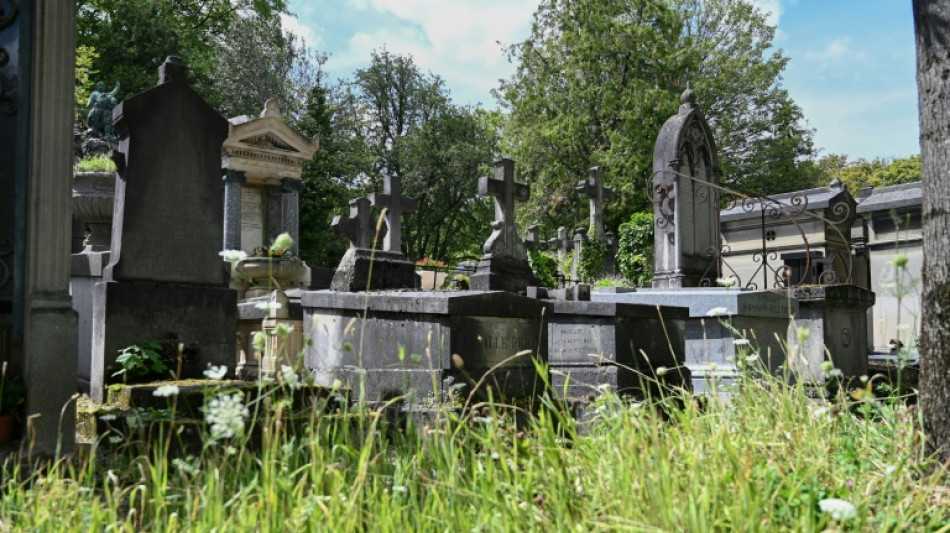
578;237;606;281
528;250;558;287
618;212;654;286
74;154;116;173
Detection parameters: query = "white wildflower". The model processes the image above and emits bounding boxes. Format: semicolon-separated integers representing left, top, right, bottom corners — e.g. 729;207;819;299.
797;327;811;344
706;307;731;317
818;498;856;521
280;365;301;390
812;407;830;420
108;436;123;444
99;414;117;422
733;338;751;346
884;465;897;476
656;366;669;377
203;365;227;380
153;385;180;398
204;391;249;440
252;331;267;352
745;353;759;363
218;249;248;263
275;323;294;338
716;277;737;287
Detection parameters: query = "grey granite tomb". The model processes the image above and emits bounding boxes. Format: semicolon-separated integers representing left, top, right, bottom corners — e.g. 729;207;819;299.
302;291;551;403
470;159;539;293
89;57;237;402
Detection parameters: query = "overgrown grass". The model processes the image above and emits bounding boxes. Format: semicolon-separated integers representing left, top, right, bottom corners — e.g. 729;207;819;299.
0;370;945;532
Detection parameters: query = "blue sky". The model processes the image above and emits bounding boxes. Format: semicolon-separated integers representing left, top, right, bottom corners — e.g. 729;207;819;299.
285;0;919;161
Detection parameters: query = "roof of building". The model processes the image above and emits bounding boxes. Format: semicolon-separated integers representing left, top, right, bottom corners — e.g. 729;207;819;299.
855;181;922;213
719;184;849;222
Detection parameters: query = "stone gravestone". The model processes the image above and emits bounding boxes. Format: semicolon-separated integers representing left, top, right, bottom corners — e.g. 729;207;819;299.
90;57;237;402
470;159;538;293
652;89;721;288
330;175;417;291
577;166;614;242
221;99;319;299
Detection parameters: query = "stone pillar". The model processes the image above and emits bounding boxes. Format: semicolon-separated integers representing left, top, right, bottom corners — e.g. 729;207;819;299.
570;228;588;283
280;177;302;257
222;170;246;251
23;0;79;456
604;231;618;276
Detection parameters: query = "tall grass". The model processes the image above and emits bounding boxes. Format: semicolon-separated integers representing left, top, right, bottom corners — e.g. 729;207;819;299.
0;370;944;532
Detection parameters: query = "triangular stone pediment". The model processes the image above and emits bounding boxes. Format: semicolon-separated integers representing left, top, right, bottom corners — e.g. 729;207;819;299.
224;113;319;161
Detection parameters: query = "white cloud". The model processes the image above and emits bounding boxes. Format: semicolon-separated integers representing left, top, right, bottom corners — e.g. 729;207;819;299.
326;0;539;106
749;0;783;27
804;36;874;71
281;13;323;49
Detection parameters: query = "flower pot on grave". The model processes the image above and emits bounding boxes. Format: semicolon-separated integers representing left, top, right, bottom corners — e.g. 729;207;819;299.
72;171;116;252
234;257;308;299
417;269;448;290
0;415;13;443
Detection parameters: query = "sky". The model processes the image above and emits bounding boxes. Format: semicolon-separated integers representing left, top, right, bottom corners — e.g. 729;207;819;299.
286;0;920;162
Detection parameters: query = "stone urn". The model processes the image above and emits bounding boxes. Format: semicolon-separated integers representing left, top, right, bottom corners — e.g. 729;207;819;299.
72;171;116;252
234;257;308;298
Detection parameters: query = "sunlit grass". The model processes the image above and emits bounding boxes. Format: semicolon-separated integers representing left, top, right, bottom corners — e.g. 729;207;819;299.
0;368;944;532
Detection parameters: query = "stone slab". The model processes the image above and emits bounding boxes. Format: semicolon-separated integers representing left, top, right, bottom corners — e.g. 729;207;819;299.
331;248;419;292
90;281;237;402
303;290;551;402
791;284;874;383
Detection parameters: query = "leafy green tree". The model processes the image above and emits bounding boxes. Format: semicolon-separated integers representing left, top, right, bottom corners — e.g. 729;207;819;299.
497;0;818;236
816;153;921;191
209;13;324;120
77;0;287;104
617;212;654;286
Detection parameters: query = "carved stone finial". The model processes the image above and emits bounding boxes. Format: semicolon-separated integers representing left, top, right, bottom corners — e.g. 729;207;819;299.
158;56;188;85
829;177;844;189
261;99;281;118
681;88;696;106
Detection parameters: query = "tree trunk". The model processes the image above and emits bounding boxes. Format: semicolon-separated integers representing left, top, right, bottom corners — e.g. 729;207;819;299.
914;0;950;464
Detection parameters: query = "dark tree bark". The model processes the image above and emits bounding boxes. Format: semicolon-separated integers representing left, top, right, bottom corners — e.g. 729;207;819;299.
914;0;950;463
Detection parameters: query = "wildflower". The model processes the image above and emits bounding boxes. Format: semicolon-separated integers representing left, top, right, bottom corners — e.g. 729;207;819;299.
107;436;123;444
275;323;294;338
204;391;249;440
392;485;407;493
252;331;267;352
203;365;227;380
99;414;117;422
797;327;811;344
280;365;301;390
218;249;248;263
153;385;180;398
812;406;830;420
706;307;731;317
716;277;736;287
818;498;856;520
270;232;294;255
892;253;909;268
733;338;750;346
885;465;897;476
656;366;669;377
745;353;759;363
331;379;343;391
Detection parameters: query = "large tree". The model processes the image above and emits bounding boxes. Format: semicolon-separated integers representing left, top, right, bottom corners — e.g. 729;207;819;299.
497;0;819;236
913;0;950;464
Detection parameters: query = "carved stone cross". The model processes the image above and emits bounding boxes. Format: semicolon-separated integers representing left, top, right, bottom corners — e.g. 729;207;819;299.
576;166;615;241
549;226;571;265
523;224;541;251
369;174;416;253
332;197;381;249
478;158;530;257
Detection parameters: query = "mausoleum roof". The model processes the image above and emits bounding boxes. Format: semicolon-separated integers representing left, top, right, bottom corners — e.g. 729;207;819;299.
855;181;922;213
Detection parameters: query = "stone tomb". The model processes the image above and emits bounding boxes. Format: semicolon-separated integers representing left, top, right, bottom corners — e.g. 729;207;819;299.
592;288;797;393
302;291;551;403
90;57;237;402
545;300;688;399
222;99;319;299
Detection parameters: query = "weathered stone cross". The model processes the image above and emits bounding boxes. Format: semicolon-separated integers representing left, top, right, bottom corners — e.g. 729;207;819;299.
331;197;383;249
369;174;416;253
478;158;531;256
576;166;615;241
523;224;541;251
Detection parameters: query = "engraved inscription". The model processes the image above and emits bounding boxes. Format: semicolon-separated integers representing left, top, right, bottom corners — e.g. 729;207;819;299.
550;324;605;363
241;187;264;250
454;318;541;368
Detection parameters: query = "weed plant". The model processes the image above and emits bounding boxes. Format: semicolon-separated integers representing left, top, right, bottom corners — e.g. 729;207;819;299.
0;365;944;532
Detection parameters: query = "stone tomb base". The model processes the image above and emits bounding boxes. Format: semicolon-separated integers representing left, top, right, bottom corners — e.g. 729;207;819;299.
90;281;237;402
331;248;419;292
592;288;797;394
546;300;689;399
302;291;551;404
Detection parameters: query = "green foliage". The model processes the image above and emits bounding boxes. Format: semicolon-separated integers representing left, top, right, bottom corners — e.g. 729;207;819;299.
528;250;559;287
618;212;655;286
74;45;99;123
816;153;921;192
578;238;607;281
498;0;819;236
593;275;631;288
74;154;116;173
112;340;168;379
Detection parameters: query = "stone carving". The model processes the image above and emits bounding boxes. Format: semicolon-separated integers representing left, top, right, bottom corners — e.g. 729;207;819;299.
652;89;722;288
85;81;120;140
369;174;417;253
576;166;614;241
470;158;538;293
332;197;386;249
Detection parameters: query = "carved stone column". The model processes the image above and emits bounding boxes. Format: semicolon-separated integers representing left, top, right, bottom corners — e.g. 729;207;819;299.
222;170;246;251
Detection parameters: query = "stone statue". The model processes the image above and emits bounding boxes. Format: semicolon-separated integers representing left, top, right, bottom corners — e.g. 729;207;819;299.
85;81;120;139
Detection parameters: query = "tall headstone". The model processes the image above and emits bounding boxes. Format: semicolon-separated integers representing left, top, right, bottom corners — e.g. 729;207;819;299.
90;57;237;402
330;176;418;291
470;159;538;293
652;89;721;288
577;167;614;242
